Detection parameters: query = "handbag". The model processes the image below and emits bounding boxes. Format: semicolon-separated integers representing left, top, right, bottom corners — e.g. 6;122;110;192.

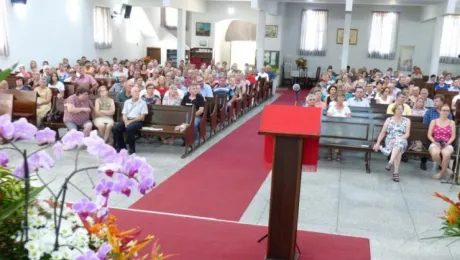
408;140;425;152
44;96;64;123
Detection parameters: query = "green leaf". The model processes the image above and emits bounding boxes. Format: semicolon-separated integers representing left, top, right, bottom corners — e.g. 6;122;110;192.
0;186;44;221
0;62;19;82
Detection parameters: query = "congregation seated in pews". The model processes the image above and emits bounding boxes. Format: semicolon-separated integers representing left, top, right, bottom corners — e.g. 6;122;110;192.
305;65;460;182
1;55;274;158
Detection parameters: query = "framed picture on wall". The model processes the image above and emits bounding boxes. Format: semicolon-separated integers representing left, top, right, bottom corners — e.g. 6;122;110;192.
265;25;278;38
336;29;358;45
196;22;211;36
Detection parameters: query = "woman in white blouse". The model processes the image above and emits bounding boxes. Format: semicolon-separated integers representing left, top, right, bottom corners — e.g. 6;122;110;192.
48;72;65;98
411;97;427;117
375;87;393;105
326;92;351;161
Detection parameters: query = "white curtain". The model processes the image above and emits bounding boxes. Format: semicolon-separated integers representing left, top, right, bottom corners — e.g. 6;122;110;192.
93;6;112;49
164;7;178;29
299;10;328;56
0;0;9;56
231;41;256;70
368;12;399;60
440;15;460;64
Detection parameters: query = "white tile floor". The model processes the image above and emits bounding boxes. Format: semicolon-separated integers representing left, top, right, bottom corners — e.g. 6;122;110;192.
4;94;460;260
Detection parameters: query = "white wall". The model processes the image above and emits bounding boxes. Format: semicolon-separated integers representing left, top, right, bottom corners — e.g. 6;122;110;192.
0;0;145;69
281;3;460;76
189;1;282;52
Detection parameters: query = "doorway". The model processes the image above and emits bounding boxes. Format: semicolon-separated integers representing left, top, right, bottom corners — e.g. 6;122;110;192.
146;48;161;63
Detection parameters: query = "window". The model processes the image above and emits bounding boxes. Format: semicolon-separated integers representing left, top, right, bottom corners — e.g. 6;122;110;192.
163;7;178;29
368;12;399;60
440;15;460;64
93;6;112;49
0;0;8;56
299;10;328;56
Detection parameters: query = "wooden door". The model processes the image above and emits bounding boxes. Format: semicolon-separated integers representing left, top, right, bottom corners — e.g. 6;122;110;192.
146;48;161;64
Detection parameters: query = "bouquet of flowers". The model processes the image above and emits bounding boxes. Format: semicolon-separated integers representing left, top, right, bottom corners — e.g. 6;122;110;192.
433;192;460;237
0;114;171;259
144;56;152;65
295;57;307;69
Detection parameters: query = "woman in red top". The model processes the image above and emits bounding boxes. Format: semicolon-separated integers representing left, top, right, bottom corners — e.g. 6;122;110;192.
157;76;168;96
246;71;257;85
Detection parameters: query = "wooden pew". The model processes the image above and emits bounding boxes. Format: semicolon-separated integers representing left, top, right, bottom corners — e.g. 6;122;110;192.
215;93;228;130
435;89;457;108
139;105;196;158
205;97;218;137
0;89;37;124
0;93;14;117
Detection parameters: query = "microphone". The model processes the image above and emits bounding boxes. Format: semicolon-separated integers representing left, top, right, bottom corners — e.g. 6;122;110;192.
292;84;301;106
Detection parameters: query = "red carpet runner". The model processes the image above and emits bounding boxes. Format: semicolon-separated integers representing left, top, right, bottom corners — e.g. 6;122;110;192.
130;90;298;220
113;208;371;260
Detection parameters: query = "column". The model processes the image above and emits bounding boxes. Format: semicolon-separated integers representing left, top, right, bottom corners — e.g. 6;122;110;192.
341;0;353;69
177;8;186;64
256;10;266;71
429;0;456;75
429;16;444;75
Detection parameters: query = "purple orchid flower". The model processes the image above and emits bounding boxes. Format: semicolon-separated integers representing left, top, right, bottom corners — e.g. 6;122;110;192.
138;177;155;195
97;242;112;259
104;148;128;165
35;127;56;144
28;151;55;171
72;198;97;220
97;163;122;177
61;129;84;150
75;250;99;260
96;179;114;197
52;141;63;159
124;155;154;179
12;118;37;140
88;143;117;161
13;164;24;179
0;114;14;140
113;174;136;197
0;151;8;167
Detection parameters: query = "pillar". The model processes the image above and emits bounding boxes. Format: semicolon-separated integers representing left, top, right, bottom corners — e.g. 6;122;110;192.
256;10;266;70
429;0;456;75
429;16;444;76
341;0;353;70
177;8;186;65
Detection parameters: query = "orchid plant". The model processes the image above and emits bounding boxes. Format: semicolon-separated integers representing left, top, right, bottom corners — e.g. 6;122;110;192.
0;114;161;259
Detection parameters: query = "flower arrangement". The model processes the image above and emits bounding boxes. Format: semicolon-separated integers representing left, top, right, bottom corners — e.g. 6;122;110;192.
433;192;460;237
0;114;171;259
295;57;307;69
144;56;152;65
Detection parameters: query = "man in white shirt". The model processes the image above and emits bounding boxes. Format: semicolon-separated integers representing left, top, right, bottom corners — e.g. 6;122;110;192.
347;86;370;107
112;86;148;154
256;67;269;81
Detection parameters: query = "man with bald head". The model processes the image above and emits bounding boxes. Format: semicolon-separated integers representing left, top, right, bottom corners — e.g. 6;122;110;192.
112;86;148;154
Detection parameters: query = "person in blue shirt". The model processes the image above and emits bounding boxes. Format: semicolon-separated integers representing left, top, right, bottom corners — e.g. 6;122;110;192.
266;66;276;81
420;94;452;170
434;77;449;90
197;76;214;98
214;77;229;96
13;77;29;91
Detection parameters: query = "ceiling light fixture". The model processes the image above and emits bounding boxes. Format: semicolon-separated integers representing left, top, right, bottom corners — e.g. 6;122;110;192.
228;7;235;15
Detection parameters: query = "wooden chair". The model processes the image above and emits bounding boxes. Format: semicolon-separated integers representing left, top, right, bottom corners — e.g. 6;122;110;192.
0;93;14;118
205;97;218;137
307;67;321;89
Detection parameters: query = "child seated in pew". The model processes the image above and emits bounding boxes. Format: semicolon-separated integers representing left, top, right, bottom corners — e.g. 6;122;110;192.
326;92;351;161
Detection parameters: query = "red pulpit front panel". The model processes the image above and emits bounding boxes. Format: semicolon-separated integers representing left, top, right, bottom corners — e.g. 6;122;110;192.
259;105;322;172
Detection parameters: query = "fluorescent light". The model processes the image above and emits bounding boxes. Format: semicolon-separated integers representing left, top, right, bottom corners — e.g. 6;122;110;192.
228;7;235;15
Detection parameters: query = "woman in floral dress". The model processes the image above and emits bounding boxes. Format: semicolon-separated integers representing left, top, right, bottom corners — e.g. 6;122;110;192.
373;104;411;182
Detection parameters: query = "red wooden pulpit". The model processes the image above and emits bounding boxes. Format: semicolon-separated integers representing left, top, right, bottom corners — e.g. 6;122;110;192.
259;104;321;260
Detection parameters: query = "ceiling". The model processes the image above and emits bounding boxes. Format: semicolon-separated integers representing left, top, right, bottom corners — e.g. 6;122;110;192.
208;0;460;7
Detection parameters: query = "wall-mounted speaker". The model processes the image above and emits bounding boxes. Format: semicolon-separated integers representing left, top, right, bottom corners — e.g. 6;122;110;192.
199;40;208;47
123;4;132;19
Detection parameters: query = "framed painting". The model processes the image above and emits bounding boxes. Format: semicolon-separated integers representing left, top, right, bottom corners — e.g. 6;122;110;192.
265;25;278;38
196;22;211;36
336;29;358;45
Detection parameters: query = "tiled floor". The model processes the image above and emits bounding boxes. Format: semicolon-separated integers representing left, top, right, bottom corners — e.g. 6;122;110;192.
4;94;460;259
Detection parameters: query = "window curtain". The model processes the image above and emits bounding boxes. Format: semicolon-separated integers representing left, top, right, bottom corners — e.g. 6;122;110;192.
368;12;399;60
0;0;9;57
299;10;328;56
163;7;178;29
440;15;460;64
93;6;112;49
